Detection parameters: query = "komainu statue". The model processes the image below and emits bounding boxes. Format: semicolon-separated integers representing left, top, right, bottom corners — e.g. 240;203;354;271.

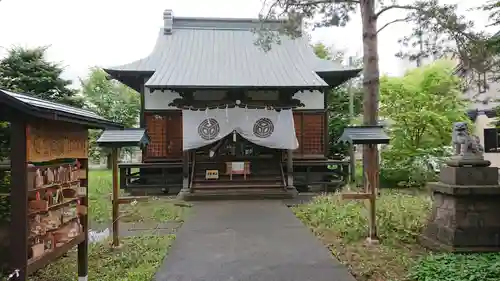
451;122;484;159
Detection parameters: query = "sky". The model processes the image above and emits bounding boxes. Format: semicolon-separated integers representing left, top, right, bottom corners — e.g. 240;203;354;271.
0;0;493;88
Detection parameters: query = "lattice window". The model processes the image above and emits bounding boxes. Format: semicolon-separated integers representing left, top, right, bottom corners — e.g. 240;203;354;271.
145;112;183;159
293;113;302;153
302;114;325;155
165;113;183;158
146;114;167;157
293;112;325;156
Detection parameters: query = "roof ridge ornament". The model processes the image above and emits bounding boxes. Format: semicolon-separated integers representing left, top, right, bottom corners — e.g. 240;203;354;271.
164;9;173;35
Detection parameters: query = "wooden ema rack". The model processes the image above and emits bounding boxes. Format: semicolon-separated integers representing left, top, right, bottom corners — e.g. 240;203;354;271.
26;160;88;274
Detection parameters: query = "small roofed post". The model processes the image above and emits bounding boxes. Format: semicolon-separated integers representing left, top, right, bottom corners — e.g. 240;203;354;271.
337;125;390;244
96;129;150;247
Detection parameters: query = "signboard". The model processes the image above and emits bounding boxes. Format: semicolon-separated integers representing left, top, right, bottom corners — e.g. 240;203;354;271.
231;162;245;174
26;122;88;162
205;170;219;180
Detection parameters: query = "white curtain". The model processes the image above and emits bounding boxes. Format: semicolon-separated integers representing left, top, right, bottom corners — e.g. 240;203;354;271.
182;109;234;150
182;108;298;151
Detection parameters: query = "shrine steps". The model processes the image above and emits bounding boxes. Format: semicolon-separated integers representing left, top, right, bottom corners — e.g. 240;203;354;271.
188;175;291;200
193;173;284;187
183;188;294;201
192;182;284;189
188;156;289;200
193;175;283;183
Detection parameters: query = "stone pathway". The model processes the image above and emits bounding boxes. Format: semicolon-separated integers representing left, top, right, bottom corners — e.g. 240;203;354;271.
153;200;356;281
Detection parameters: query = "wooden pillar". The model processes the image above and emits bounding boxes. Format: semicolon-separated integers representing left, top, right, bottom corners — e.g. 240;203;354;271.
176;151;191;200
139;82;146;167
366;144;378;242
349;145;356;183
78;158;89;281
286;149;293;187
10;119;28;280
305;166;311;188
119;166;126;190
111;147;120;247
182;151;189;190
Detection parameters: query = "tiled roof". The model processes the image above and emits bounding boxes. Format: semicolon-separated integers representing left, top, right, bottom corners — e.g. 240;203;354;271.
337;126;390;145
0;89;121;129
105;12;360;89
96;129;150;147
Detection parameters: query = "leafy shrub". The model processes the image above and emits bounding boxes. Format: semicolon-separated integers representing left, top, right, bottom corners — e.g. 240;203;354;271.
380;146;452;188
380;158;437;188
408;253;500;281
378;61;469;187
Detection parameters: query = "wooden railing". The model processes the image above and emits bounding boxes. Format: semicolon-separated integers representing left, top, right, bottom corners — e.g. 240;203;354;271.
119;162;183;192
117;157;351;193
289;159;350;192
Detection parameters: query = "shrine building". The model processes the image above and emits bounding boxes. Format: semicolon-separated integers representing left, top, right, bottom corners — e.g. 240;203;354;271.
104;9;361;199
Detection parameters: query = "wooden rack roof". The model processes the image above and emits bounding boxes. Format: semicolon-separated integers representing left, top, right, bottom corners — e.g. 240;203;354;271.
0;89;122;129
337;125;390;145
97;129;150;148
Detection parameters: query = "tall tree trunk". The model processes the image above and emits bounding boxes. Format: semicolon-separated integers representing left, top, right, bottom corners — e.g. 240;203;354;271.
361;0;379;125
360;0;379;240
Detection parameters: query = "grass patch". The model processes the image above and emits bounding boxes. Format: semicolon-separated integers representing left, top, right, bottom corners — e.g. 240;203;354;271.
408;253;500;281
293;189;500;281
31;235;175;281
293;190;431;281
88;169;186;224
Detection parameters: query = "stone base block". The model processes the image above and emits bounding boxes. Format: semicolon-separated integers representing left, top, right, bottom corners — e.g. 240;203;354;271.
440;166;499;186
419;234;500;252
427;182;500;196
176;189;191;201
421;183;500;252
446;158;491;167
286;186;299;197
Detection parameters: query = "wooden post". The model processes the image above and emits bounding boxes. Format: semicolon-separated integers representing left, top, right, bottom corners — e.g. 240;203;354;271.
366;144;378;243
9;119;28;280
349;145;356;183
78;158;89;281
111;147;120;247
305;166;311;188
182;151;189;190
286;149;293;187
119;166;126;190
176;151;191;200
342;145;379;243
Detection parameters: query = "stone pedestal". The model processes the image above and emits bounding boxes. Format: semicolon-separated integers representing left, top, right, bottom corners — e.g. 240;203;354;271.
420;165;500;252
439;165;498;185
